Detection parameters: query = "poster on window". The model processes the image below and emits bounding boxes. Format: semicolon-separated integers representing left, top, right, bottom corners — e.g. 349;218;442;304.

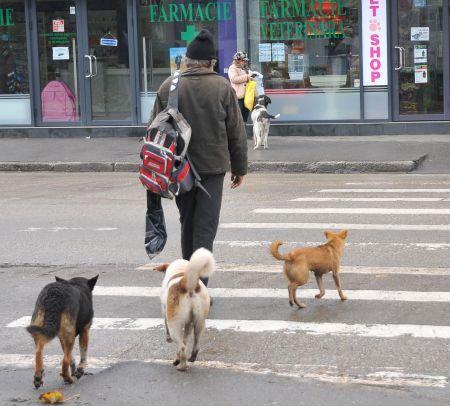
258;43;272;62
287;54;304;80
411;27;429;41
272;43;285;62
414;65;428;83
169;48;187;73
52;19;65;33
414;45;427;63
52;47;70;60
414;0;426;7
362;0;388;86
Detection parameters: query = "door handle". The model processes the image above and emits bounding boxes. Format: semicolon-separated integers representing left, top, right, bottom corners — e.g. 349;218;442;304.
91;55;98;78
84;55;92;78
394;46;403;71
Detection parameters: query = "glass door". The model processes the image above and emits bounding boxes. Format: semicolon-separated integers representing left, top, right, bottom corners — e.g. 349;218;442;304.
83;0;134;124
32;0;137;125
34;0;80;124
392;0;445;120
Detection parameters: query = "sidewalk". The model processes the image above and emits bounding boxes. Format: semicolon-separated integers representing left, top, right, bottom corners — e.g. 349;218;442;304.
0;134;449;173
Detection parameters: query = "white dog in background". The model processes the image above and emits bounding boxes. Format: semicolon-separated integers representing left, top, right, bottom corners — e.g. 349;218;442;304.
251;95;280;150
154;248;215;371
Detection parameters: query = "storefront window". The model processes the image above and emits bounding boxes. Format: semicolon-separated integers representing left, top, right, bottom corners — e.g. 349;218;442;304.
248;0;360;121
137;0;238;123
0;0;31;124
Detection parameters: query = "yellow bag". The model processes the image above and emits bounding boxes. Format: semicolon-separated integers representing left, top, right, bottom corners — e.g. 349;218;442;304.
243;80;256;110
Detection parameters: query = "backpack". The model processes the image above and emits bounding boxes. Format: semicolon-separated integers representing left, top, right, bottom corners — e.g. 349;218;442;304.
41;80;77;122
139;71;208;199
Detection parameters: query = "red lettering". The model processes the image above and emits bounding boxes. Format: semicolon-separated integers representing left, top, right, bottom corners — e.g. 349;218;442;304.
370;34;380;46
369;5;378;16
370;59;381;70
371;71;381;82
370;47;381;58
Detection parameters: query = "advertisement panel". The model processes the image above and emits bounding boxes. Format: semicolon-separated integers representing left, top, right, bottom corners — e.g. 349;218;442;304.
362;0;388;86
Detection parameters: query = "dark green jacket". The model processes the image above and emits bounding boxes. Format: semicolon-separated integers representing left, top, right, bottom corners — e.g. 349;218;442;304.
150;67;248;176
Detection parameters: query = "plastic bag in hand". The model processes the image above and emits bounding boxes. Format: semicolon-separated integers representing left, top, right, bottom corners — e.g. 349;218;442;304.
144;191;167;259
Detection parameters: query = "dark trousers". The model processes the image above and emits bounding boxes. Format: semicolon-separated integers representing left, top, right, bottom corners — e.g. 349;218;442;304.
175;173;225;286
238;98;250;123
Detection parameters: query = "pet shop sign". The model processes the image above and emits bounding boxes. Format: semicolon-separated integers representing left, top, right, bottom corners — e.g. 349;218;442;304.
362;0;388;86
0;8;14;26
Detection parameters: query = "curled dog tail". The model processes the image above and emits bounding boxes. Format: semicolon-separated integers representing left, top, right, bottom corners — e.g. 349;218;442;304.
184;248;215;292
270;240;292;262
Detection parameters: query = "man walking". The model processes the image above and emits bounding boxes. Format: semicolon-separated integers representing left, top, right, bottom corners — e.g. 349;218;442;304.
149;29;248;286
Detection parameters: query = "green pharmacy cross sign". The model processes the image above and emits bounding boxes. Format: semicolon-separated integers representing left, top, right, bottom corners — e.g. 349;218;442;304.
0;8;14;27
181;25;199;43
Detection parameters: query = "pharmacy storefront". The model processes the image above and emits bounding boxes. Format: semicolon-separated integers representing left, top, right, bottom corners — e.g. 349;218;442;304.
1;0;449;132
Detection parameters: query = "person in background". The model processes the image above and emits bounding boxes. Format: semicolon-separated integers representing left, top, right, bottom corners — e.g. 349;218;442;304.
228;51;253;123
149;30;248;288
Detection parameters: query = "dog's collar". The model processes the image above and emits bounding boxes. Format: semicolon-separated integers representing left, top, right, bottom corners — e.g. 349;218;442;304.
253;105;264;110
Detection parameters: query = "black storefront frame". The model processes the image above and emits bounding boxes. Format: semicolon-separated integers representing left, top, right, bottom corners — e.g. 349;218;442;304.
28;0;139;127
390;0;449;121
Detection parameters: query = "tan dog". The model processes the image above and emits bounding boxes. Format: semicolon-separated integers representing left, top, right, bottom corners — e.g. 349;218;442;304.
154;248;215;371
270;230;348;309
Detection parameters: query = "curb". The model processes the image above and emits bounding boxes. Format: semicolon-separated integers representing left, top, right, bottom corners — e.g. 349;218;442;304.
0;160;419;173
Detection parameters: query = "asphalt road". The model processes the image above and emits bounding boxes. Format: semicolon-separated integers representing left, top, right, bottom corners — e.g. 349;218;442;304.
0;172;449;405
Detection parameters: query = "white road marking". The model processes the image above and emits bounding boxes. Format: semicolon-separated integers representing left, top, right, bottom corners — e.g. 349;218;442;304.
8;317;450;339
319;189;450;193
213;240;450;251
87;287;450;302
0;354;445;388
21;227;118;232
253;208;450;214
220;223;450;231
290;197;450;202
137;263;450;275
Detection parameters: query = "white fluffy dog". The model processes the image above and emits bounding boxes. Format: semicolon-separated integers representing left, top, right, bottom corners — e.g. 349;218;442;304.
154;248;215;371
251;95;280;150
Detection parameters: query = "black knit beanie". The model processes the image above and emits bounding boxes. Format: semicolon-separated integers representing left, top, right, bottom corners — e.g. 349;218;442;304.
186;29;216;60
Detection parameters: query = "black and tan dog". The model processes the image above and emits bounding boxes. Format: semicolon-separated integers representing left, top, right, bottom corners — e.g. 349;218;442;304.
271;230;348;309
26;275;98;388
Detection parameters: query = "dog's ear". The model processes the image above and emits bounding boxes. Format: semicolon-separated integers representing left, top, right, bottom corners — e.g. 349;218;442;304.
55;276;66;283
265;95;272;105
153;263;170;273
339;229;348;239
324;230;333;240
88;275;99;290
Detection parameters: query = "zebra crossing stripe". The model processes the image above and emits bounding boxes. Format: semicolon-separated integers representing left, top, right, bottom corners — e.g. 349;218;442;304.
290;197;450;202
219;223;450;230
8;317;450;339
84;287;450;302
318;189;450;193
253;208;450;214
136;264;450;275
0;354;445;388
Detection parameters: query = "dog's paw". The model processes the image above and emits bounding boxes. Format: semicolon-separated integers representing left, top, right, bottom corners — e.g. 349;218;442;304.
61;374;74;384
289;301;294;307
176;364;189;372
33;376;44;389
315;293;324;299
297;303;307;309
173;359;180;366
73;367;84;379
166;335;173;343
340;295;347;301
188;350;199;363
